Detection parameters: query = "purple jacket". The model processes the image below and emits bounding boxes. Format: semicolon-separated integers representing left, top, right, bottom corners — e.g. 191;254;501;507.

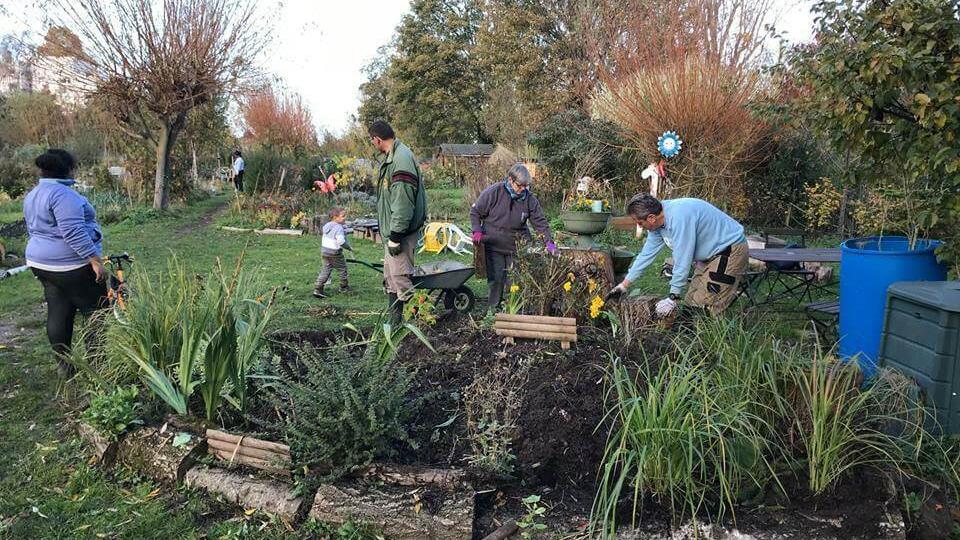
469;181;553;254
24;179;103;268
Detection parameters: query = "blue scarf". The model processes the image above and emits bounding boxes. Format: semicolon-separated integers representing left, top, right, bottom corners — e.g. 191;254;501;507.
504;179;528;201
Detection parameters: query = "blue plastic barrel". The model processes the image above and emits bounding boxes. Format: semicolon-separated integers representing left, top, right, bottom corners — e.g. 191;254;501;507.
840;236;947;376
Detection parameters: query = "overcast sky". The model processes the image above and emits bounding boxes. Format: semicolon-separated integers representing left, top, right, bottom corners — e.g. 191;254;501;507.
0;0;815;136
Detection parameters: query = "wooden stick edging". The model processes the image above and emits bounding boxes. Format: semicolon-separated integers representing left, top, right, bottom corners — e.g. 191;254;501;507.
494;328;579;342
208;448;291;476
494;313;576;326
493;320;578;335
207;438;290;463
206;429;290;455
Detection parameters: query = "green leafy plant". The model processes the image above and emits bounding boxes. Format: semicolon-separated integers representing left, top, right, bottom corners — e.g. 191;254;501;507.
464;359;530;475
517;494;549;538
105;255;277;421
903;491;922;520
81;386;142;441
259;340;419;481
503;283;524;315
403;290;438;326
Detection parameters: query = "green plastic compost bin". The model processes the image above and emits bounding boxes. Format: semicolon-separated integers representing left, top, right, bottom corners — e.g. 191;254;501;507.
878;281;960;434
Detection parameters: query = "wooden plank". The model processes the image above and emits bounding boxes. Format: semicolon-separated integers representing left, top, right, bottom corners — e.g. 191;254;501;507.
494;328;579;342
207;438;291;464
610;215;635;232
206;429;290;456
494;320;578;336
494;313;576;326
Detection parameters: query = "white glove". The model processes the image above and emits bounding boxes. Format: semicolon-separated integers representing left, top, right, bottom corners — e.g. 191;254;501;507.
655;297;678;317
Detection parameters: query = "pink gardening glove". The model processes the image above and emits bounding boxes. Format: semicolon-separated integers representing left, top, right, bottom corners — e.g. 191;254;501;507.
472;231;484;243
546;241;557;255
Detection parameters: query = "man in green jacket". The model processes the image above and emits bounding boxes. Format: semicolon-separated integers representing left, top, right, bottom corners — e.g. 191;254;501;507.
369;120;428;323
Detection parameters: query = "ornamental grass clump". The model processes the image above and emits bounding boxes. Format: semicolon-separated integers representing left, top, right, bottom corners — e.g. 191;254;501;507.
592;317;960;536
105;255;277;421
592;318;787;535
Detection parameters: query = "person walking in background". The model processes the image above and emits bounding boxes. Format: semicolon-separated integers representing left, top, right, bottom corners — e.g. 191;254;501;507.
231;150;245;192
470;163;556;311
23;149;108;378
606;193;748;317
313;206;353;298
370;120;427;324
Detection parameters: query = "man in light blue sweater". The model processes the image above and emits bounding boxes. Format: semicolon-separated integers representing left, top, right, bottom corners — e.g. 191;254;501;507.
606;193;748;316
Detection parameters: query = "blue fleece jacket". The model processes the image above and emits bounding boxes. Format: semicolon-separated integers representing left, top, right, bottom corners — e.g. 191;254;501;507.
625;198;745;295
24;179;103;268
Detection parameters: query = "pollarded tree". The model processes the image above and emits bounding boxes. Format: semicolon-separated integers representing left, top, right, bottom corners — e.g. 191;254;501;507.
52;0;265;209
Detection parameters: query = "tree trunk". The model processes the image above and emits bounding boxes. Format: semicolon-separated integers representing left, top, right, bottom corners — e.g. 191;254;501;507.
153;112;187;210
309;483;474;540
191;141;199;187
153;124;174;210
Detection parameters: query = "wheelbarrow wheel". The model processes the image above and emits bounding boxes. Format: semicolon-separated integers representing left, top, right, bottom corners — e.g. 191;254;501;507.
443;286;476;313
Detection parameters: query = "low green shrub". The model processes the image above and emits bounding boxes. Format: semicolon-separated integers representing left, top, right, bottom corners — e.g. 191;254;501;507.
81;385;143;441
259;340;418;481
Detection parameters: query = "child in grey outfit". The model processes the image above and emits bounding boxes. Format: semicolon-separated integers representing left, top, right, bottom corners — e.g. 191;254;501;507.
313;207;352;298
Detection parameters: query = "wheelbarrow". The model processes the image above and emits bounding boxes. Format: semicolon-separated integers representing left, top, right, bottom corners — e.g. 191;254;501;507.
346;258;477;313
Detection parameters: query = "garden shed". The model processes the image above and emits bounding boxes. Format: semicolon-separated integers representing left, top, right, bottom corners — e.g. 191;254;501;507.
435;143;495;166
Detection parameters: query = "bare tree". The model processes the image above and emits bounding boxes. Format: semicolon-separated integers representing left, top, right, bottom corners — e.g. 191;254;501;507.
52;0;265;209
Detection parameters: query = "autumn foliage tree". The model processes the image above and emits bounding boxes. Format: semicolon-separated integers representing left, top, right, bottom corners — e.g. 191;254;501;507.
241;88;317;155
52;0;265;209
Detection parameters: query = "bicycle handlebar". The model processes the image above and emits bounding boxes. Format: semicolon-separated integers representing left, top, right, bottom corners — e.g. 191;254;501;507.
106;252;134;264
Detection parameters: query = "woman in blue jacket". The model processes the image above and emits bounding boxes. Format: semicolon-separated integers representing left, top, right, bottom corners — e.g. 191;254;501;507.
23;149;107;376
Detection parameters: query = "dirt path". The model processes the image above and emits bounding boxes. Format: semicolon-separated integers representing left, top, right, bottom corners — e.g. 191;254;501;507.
174;198;230;238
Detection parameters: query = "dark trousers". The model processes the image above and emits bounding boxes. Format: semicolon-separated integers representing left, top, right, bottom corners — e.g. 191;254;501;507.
484;250;514;310
315;251;349;290
233;170;244;192
31;266;108;358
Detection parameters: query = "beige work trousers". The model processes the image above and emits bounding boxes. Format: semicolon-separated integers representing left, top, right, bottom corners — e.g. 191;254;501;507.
684;242;748;315
383;233;418;300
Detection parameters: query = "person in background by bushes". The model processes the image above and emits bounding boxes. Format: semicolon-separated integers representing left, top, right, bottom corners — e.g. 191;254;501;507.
313;206;352;298
231;150;244;192
23;149;108;377
606;193;747;317
470;163;556;311
370;120;427;324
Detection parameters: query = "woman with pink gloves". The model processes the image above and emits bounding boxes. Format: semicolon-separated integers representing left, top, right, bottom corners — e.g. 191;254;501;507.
469;163;556;311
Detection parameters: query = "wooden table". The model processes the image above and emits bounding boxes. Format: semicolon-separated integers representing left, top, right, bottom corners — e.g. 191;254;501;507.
748;248;841;264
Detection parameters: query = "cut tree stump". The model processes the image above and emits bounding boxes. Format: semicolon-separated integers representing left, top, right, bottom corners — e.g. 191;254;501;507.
185;465;306;521
77;422;119;467
309;483;475;540
494;313;577;349
117;427;206;484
